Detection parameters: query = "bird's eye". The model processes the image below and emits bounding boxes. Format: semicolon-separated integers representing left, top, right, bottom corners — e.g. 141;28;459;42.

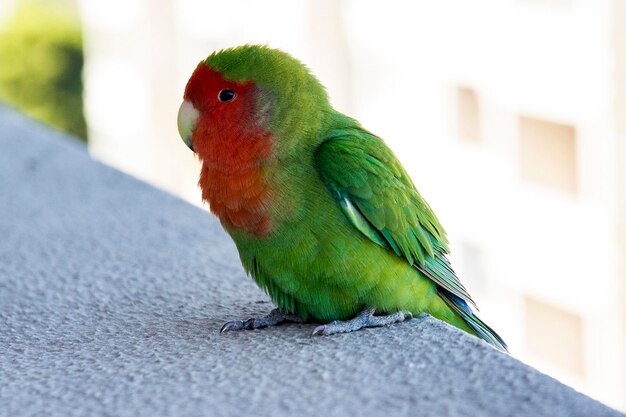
218;89;237;103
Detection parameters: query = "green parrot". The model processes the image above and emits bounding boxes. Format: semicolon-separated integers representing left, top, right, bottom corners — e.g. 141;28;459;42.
177;45;506;351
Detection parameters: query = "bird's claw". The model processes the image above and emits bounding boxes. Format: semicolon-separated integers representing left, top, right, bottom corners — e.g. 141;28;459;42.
220;318;256;333
311;309;413;336
311;325;327;336
220;320;241;333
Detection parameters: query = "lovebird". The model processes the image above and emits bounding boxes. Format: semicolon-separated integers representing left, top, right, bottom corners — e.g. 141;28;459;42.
177;45;507;351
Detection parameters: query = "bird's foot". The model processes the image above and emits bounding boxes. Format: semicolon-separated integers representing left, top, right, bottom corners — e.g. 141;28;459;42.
312;308;412;336
220;308;304;333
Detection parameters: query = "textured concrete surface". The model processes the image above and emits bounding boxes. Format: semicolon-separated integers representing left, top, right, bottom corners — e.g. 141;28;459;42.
0;106;622;417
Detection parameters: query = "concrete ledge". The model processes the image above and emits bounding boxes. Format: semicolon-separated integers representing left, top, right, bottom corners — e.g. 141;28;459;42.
0;106;622;417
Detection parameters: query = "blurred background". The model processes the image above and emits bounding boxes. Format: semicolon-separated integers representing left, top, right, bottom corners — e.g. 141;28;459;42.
1;0;625;410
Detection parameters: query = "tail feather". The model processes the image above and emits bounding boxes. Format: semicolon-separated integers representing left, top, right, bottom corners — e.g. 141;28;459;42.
439;290;508;352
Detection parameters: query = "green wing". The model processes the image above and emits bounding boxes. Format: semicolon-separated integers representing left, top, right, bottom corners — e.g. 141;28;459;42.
314;126;477;309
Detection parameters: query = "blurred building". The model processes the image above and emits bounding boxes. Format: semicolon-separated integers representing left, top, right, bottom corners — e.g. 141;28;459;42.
79;0;626;410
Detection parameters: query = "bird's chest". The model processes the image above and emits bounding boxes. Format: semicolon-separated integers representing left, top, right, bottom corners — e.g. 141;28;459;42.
199;163;271;238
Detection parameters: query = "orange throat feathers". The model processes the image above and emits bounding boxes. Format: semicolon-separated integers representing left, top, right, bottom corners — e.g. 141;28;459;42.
198;134;272;238
187;65;273;237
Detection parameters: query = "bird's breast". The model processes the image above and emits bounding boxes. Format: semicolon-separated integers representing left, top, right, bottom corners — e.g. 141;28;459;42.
196;122;275;238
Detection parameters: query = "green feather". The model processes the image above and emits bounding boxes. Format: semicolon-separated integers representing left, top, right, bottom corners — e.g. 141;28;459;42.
314;129;477;308
439;291;507;351
337;197;387;249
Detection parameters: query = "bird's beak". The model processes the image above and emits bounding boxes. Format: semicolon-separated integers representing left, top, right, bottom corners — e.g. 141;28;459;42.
177;100;199;153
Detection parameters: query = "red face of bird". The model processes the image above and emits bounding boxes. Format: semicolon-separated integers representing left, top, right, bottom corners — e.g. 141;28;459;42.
177;46;331;167
177;63;264;160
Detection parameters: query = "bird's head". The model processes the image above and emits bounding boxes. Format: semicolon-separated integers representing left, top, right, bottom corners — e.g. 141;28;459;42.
177;44;330;163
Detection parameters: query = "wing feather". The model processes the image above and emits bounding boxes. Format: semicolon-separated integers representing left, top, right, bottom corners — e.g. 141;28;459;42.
314;127;477;309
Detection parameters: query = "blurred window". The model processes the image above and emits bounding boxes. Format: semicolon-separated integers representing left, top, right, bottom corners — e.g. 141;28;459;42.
524;295;584;376
457;87;481;144
519;116;577;194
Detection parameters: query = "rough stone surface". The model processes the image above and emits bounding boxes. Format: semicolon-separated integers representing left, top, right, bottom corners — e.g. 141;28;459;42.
0;106;622;417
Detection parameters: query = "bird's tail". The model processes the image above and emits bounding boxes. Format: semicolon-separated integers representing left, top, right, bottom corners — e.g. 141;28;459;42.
430;290;508;352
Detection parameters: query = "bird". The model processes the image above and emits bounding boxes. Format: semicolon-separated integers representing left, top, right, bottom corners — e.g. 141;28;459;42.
177;44;506;351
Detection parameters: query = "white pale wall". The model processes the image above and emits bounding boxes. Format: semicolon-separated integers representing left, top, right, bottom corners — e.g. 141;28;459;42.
612;0;626;408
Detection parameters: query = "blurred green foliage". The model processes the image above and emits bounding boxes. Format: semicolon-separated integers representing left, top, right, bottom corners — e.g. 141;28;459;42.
0;4;87;141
